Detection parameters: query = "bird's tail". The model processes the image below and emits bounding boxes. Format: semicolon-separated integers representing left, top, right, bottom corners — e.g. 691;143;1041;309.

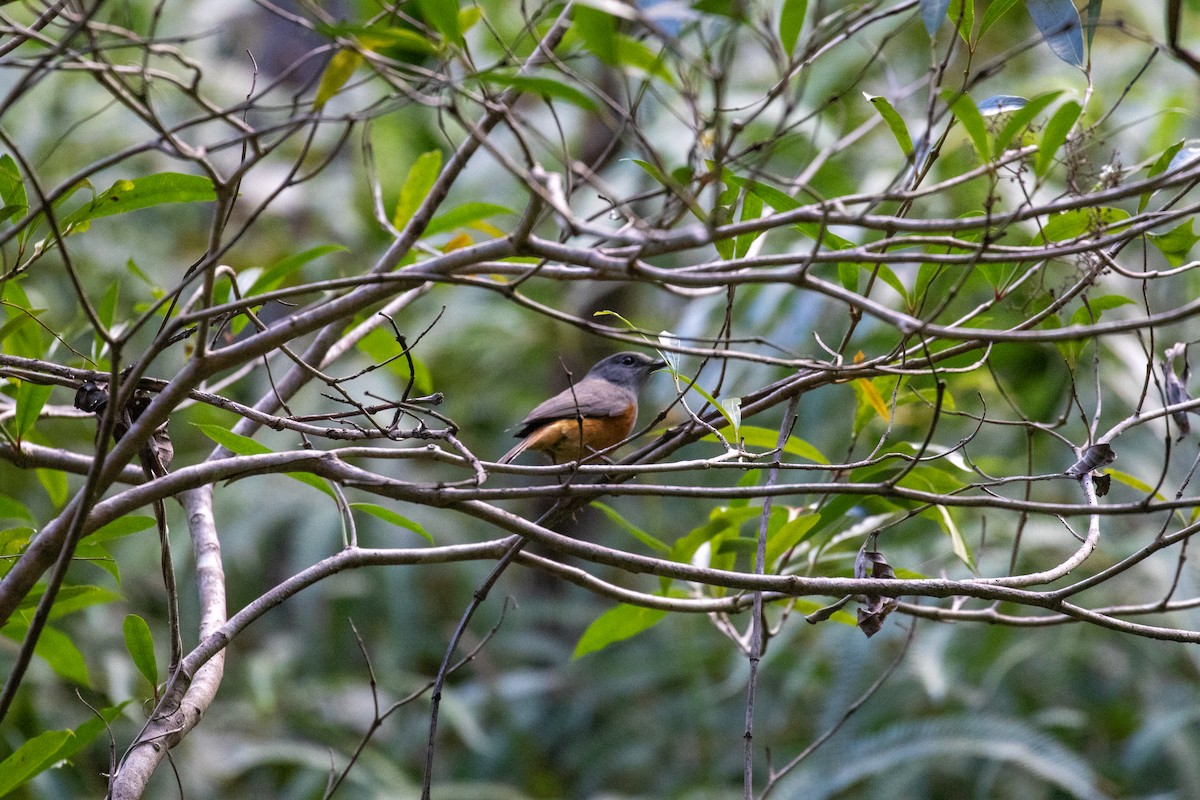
498;438;530;464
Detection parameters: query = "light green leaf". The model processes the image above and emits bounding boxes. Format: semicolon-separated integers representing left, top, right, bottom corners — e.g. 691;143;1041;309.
123;614;158;688
1069;294;1135;326
37;467;67;507
943;90;990;161
865;93;914;158
0;153;27;222
393;150;443;230
574;603;667;658
350;502;433;543
247;244;347;296
89;515;156;543
194;423;334;497
0;730;75;797
475;71;599;111
425;202;512;237
778;0;808;53
993;91;1061;157
417;0;461;43
1148;220;1200;267
0;497;33;522
1037;100;1082;177
979;0;1021;36
313;49;363;109
936;504;974;571
765;513;819;568
59;173;215;228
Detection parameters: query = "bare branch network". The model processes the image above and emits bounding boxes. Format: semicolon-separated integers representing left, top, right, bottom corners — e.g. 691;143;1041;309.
1;0;1200;797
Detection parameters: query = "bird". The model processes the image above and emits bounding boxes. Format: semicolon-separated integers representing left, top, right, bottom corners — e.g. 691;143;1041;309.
499;351;667;464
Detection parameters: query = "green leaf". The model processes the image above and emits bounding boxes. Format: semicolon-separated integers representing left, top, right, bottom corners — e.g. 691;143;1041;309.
0;153;27;222
0;622;90;685
313;49;363;109
865;94;914;158
932;505;971;568
1036;100;1082;177
734;191;763;259
393;150;443;230
247;244;347;296
993;91;1062;157
1148;220;1200;267
417;0;461;43
59;173;216;228
350;502;433;543
89;515;156;543
37;467;67;507
123;614;158;688
979;0;1020;36
0;730;75;797
943;91;990;161
946;0;973;44
1038;207;1129;242
765;513;819;568
574;603;667;658
194;423;334;497
778;0;808;53
318;23;439;56
1138;140;1186;213
425;202;512;237
14;380;52;443
0;497;33;522
1069;294;1134;326
475;71;599;111
592;501;670;554
710;425;830;463
574;5;617;65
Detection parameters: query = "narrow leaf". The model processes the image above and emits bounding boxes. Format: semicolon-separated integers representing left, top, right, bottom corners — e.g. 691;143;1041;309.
1037;100;1082;177
574;604;667;658
59;173;215;227
123;614;158;688
943;91;990;161
313;49;363;110
350;502;433;543
592;501;671;554
0;730;75;796
393;150;443;230
993;91;1060;157
865;93;914;157
14;380;52;443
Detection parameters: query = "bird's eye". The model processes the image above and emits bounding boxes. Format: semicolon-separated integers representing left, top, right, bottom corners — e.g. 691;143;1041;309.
622;356;635;365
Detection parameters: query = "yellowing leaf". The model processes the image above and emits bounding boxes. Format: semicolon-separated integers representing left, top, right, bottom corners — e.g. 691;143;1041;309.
313;49;363;110
856;378;891;422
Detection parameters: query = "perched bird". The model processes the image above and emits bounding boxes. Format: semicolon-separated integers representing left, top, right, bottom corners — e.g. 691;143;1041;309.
499;351;667;464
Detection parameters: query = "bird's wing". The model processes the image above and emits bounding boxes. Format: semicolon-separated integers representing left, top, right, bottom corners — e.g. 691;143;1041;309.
514;377;634;436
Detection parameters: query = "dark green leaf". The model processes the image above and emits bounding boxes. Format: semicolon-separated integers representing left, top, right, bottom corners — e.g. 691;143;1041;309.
944;91;990;160
979;0;1021;36
14;380;52;443
993;91;1061;157
0;153;27;222
1069;294;1135;326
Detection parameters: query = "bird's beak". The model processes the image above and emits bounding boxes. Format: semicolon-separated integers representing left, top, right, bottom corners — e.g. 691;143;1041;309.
651;358;669;372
